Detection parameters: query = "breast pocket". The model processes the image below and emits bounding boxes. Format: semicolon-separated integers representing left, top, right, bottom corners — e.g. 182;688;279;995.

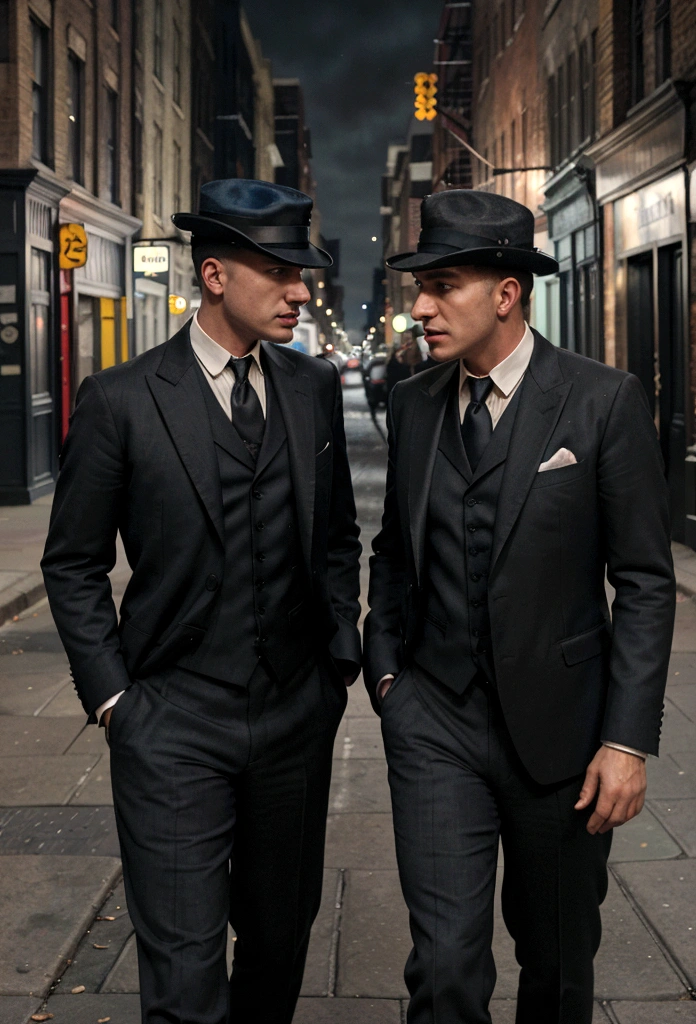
532;459;589;489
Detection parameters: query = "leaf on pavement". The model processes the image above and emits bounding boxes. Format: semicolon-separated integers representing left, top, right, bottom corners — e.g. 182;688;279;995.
96;915;115;921
71;985;86;994
30;1015;54;1022
93;944;109;949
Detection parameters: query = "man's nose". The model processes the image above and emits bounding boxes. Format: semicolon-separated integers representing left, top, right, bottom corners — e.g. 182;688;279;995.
288;280;311;305
412;292;435;321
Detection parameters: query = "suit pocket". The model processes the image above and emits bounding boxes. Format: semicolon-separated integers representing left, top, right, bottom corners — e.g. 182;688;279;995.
315;441;333;473
560;622;611;666
532;459;589;489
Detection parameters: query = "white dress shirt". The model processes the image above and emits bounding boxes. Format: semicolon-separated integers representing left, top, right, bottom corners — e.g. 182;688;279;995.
379;323;647;760
95;313;267;726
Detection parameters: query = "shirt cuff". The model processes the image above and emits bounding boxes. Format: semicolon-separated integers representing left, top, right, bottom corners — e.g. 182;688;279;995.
377;674;395;702
601;740;648;761
96;691;125;726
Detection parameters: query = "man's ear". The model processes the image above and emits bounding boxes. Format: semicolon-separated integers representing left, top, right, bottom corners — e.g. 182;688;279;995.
200;257;226;297
497;276;523;317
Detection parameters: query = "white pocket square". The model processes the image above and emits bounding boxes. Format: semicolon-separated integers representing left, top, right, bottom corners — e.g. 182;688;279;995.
538;448;577;472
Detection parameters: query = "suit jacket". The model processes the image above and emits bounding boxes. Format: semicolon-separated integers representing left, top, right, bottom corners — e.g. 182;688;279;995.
42;322;362;721
364;330;675;784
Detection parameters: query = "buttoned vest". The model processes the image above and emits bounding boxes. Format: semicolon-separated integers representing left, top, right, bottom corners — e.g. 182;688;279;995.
413;375;523;694
178;362;313;685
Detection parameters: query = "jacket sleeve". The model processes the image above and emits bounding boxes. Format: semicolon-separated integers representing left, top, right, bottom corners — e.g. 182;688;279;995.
41;375;132;721
326;368;363;674
599;373;676;754
363;386;407;709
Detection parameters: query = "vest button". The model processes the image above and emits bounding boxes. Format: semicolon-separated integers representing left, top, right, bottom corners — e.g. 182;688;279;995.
467;499;478;507
257;553;266;562
469;547;479;556
467;525;477;533
205;574;219;591
258;607;266;615
470;572;480;581
253;490;263;500
256;522;265;531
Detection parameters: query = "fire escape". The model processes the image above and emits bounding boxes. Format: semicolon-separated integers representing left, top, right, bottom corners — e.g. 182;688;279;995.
435;1;474;189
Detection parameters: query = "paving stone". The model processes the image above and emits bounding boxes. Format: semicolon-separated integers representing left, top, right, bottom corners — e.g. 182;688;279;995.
594;874;685;999
65;724;110;757
660;700;696;755
611;1001;696;1022
59;882;132;994
0;996;42;1024
491;872;520;1000
70;758;113;807
671;602;696;653
666;685;696;723
0;855;121;997
0;807;120;856
650;800;696;857
345;684;376;718
0;654;69;679
37;684;85;718
293;998;401;1023
609;806;683;862
101;934;139;993
302;870;342;996
0;675;72;717
337;869;409;998
325;814;397;871
44;993;141;1023
0;756;100;806
614;860;696;988
667;652;696;678
645;754;695;800
0;632;68;656
335;717;386;760
329;760;391;814
0;717;85;757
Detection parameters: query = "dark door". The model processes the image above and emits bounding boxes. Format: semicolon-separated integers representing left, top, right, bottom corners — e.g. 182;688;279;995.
657;243;685;541
626;253;655;411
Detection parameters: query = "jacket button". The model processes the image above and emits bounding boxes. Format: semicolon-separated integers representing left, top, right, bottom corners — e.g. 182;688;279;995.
257;553;266;562
256;522;265;531
470;572;480;582
468;525;477;533
258;607;266;615
205;574;219;591
467;499;478;507
469;547;479;556
253;490;263;500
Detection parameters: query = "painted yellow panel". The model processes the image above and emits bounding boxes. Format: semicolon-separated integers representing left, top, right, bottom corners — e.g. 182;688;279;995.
100;297;116;370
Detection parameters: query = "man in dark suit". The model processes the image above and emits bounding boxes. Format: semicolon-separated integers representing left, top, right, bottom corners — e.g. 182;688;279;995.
42;180;362;1024
364;190;675;1024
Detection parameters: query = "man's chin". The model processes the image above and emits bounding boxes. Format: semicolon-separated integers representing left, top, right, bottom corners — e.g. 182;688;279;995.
428;342;456;362
265;325;295;345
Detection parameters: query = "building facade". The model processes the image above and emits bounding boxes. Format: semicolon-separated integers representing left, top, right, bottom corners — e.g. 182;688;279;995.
0;0;140;504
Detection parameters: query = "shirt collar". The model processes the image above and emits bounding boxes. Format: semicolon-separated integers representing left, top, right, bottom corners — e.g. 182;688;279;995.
189;311;264;379
460;322;534;398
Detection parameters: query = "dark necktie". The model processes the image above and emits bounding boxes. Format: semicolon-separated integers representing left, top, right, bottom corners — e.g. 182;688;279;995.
229;355;265;461
461;376;494;473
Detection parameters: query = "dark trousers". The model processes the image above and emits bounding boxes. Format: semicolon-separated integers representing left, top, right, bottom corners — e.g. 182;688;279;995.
381;665;612;1024
109;657;346;1024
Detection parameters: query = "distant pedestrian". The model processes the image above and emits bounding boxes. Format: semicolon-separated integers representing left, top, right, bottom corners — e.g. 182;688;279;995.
365;189;675;1023
42;179;361;1024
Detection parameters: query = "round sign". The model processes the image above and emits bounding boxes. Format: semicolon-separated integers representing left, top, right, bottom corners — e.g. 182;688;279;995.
0;325;19;344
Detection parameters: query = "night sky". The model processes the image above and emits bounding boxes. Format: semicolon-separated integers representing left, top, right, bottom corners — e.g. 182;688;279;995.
245;1;438;333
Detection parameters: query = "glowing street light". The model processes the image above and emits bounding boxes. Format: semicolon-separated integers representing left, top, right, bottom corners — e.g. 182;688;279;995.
361;303;368;310
316;298;323;307
371;236;377;242
326;308;333;315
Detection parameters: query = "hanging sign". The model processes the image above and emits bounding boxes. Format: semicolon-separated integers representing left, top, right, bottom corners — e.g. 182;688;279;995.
59;223;88;269
133;246;170;275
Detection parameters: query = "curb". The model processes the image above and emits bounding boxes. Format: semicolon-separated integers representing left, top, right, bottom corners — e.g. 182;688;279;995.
0;573;46;628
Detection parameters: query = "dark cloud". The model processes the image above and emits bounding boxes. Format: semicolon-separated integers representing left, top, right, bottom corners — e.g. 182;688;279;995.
245;1;438;330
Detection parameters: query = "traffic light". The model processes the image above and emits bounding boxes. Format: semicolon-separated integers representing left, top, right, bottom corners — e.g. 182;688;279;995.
414;72;438;121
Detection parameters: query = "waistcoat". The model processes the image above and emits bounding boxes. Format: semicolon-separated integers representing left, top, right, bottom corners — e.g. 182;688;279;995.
413;374;523;694
178;362;313;685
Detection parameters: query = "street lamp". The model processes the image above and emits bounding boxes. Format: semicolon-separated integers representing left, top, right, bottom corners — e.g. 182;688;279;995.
316;298;323;307
326;308;333;316
361;304;368;310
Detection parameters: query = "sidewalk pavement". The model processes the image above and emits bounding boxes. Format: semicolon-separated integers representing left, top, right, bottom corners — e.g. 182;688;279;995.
0;394;695;1024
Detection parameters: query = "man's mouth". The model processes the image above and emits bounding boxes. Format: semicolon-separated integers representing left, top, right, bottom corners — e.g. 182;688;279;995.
425;328;448;341
278;312;299;327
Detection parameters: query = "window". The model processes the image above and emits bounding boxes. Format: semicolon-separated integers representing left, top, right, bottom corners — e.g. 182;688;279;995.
106;88;119;205
154;0;163;81
111;0;119;30
630;0;645;106
153;124;163;219
173;23;181;105
67;53;84;183
31;18;49;163
0;0;9;62
548;73;558;167
655;0;671;86
579;40;591;141
558;62;569;161
30;249;51;397
567;52;578;153
133;117;143;196
173;140;181;213
493;11;500;55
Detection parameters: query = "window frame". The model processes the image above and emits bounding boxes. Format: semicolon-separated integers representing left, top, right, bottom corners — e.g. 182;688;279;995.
31;17;50;165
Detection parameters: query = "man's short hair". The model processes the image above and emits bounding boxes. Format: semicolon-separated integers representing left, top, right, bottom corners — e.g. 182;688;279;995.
191;239;239;288
480;267;534;320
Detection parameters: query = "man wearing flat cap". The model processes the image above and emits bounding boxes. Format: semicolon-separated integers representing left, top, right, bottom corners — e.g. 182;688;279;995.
365;190;674;1022
42;180;362;1024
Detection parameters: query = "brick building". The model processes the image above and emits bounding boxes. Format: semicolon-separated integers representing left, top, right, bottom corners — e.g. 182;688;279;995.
0;0;140;504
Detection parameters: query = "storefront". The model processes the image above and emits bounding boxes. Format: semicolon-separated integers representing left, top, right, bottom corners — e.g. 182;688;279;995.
133;240;193;355
541;161;601;361
588;82;689;542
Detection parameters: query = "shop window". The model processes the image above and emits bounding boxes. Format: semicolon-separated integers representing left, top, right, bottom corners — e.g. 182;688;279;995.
630;0;645;106
29;249;51;398
67;53;84;184
31;18;50;164
106;88;120;205
654;0;671;86
154;0;163;81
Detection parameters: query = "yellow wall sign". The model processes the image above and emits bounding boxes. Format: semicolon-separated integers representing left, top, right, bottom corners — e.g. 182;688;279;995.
59;223;88;269
169;295;188;315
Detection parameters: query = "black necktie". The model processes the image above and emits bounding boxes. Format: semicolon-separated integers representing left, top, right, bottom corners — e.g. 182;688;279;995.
229;355;265;460
461;376;494;472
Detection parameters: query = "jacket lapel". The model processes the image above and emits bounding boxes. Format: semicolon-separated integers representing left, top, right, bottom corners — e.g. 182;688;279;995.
146;324;225;545
254;372;286;478
438;377;471;482
491;332;572;571
408;361;458;582
261;342;315;573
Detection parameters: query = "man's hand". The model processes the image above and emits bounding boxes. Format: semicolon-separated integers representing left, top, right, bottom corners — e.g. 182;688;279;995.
101;706;114;742
575;746;647;834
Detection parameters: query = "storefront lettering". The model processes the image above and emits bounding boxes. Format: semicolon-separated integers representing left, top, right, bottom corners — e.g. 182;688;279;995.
638;194;675;229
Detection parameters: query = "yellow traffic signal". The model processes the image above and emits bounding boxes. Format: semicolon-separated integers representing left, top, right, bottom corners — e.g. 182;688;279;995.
414;72;438;121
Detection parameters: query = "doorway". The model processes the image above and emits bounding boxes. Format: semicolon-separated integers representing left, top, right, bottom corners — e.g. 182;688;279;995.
626;243;685;541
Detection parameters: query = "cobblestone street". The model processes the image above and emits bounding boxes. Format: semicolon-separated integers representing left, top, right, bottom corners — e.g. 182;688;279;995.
0;385;695;1023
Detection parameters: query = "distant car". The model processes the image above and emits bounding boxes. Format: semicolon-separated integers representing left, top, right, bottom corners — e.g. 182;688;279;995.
363;353;388;410
345;356;361;370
